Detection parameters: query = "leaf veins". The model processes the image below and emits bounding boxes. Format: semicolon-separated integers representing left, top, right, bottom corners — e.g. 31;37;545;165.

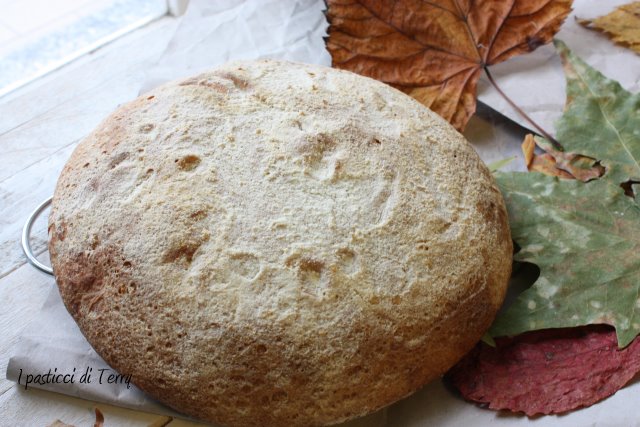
326;0;572;131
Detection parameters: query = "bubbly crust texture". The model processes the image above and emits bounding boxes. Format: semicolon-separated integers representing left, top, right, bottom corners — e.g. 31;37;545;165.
49;60;512;427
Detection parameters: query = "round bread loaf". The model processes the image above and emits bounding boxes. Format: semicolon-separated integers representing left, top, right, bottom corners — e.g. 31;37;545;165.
49;60;512;427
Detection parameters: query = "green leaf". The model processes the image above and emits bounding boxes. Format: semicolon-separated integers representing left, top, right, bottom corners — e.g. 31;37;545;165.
553;39;640;193
488;156;516;173
481;332;496;347
489;41;640;348
491;173;640;347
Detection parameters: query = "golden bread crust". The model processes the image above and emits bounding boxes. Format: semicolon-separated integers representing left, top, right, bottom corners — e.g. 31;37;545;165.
49;60;512;427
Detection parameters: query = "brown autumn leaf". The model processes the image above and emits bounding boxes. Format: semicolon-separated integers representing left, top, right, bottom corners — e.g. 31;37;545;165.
521;133;604;181
325;0;572;131
579;2;640;54
47;422;74;427
521;134;573;178
46;408;104;427
94;408;104;427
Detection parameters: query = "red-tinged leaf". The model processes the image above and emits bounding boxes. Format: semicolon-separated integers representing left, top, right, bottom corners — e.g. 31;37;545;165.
446;326;640;416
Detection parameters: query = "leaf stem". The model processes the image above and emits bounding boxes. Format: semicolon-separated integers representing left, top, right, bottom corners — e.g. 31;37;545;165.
483;66;563;151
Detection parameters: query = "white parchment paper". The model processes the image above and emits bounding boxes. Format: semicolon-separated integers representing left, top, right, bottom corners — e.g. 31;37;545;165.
8;0;640;425
6;286;184;418
140;0;331;93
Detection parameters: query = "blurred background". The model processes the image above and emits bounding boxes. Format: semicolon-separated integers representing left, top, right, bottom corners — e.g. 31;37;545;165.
0;0;188;98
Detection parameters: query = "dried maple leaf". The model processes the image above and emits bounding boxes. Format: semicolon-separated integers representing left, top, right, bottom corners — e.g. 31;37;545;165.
492;172;640;347
490;41;640;347
47;422;74;427
579;2;640;55
325;0;572;131
521;134;604;181
552;40;640;195
521;134;573;179
46;408;104;427
447;326;640;416
94;408;104;427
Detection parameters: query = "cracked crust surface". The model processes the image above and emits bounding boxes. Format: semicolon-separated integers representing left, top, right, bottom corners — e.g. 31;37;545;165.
49;60;512;427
